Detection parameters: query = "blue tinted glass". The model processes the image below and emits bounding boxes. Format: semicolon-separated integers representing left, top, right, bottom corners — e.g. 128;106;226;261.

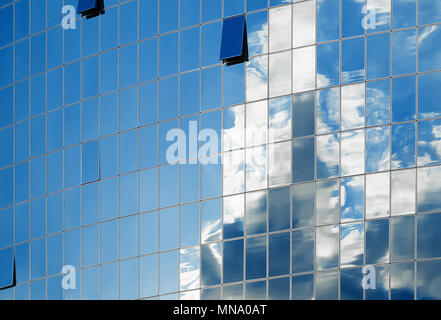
202;66;222;110
160;0;178;33
120;215;138;259
393;0;416;29
101;220;118;263
392;76;416;122
246;236;266;280
160;32;178;77
341;268;363;300
224;63;245;106
82;140;100;184
83;98;99;141
419;71;441;119
15;242;29;283
0;208;13;248
181;27;200;72
160;207;179;251
317;42;340;88
247;0;267;11
140;125;158;169
292;274;314;300
47;68;63;111
159;76;179;120
15;39;29;81
47;234;62;276
47;0;63;28
140;0;158;39
64;23;81;64
392;29;416;76
47;27;63;69
367;33;390;80
15;162;29;203
31;238;46;280
31;0;45;34
366;79;390;126
269;232;290;277
181;0;200;27
120;173;138;216
14;118;29;161
101;7;118;51
101;135;118;179
64;229;81;270
180;203;200;246
83;224;99;267
140;254;158;297
120;44;138;88
83;56;99;99
202;22;222;67
159;165;179;207
78;0;97;12
224;0;244;17
65;187;81;229
83;183;99;225
140;212;158;254
101;49;118;93
101;177;118;221
64;62;81;105
140;39;158;82
180;164;200;203
120;129;138;174
0;46;13;88
292;138;315;183
47;193;62;235
31;33;45;76
64;146;81;188
15;81;29;122
120;87;138;131
293;229;314;274
159;251;179;294
140;82;158;125
180;71;200;116
202;0;222;22
223;239;244;283
15;0;29;40
419;0;441;25
100;93;118;136
31;157;45;198
15;203;30;244
392;123;416;169
342;0;364;38
366;219;389;264
220;15;245;60
120;258;138;300
120;0;138;45
31;74;46;117
47;151;63;193
269;187;290;232
247;10;268;56
47;110;63;152
0;127;12;168
342;37;365;84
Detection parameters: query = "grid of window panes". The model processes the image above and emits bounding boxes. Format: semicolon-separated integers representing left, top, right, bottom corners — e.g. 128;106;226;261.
1;0;441;300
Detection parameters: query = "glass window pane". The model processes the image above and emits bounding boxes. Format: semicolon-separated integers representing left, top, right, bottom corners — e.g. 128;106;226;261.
342;0;364;38
316;87;340;134
246;145;267;192
180;247;200;291
366;172;390;219
341;175;364;222
316;225;339;270
341;83;365;131
366;126;390;173
341;222;364;267
269;232;290;277
292;228;314;273
316;179;339;225
269;141;291;187
223;239;244;283
201;198;222;243
316;271;338;300
417;260;441;300
418;71;441;119
223;194;244;239
292;92;314;138
316;133;340;180
245;191;267;236
246;236;266;280
393;0;416;29
391;123;416;169
391;262;414;300
269;5;291;52
366;80;390;126
292;46;315;93
292;0;315;47
246;56;268;102
341;130;365;176
418;212;441;259
201;242;221;286
292;183;314;229
392;29;416;76
269;51;291;98
391;169;416;215
269;277;290;300
292;274;314;300
391;215;415;262
392;75;416;123
317;42;339;88
366;219;389;264
292;137;315;183
159;207;179;251
342;37;365;84
269;187;290;232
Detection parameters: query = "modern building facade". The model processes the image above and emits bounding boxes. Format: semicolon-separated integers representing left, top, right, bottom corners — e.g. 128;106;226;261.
0;0;441;300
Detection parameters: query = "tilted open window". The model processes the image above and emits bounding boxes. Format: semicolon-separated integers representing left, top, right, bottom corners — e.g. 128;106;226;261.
77;0;105;19
0;248;15;290
220;15;249;66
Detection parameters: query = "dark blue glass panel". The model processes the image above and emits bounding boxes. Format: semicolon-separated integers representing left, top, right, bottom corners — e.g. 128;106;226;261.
0;247;14;289
78;0;96;12
32;198;48;239
220;15;245;60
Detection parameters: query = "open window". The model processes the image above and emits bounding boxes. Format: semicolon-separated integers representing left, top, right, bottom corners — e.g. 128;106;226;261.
220;15;249;66
0;247;15;290
77;0;105;19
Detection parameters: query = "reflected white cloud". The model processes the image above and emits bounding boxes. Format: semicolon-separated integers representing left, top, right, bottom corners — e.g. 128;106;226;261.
341;83;365;130
366;172;390;219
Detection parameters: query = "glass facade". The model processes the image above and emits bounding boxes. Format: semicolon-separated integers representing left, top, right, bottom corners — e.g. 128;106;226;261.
0;0;441;300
